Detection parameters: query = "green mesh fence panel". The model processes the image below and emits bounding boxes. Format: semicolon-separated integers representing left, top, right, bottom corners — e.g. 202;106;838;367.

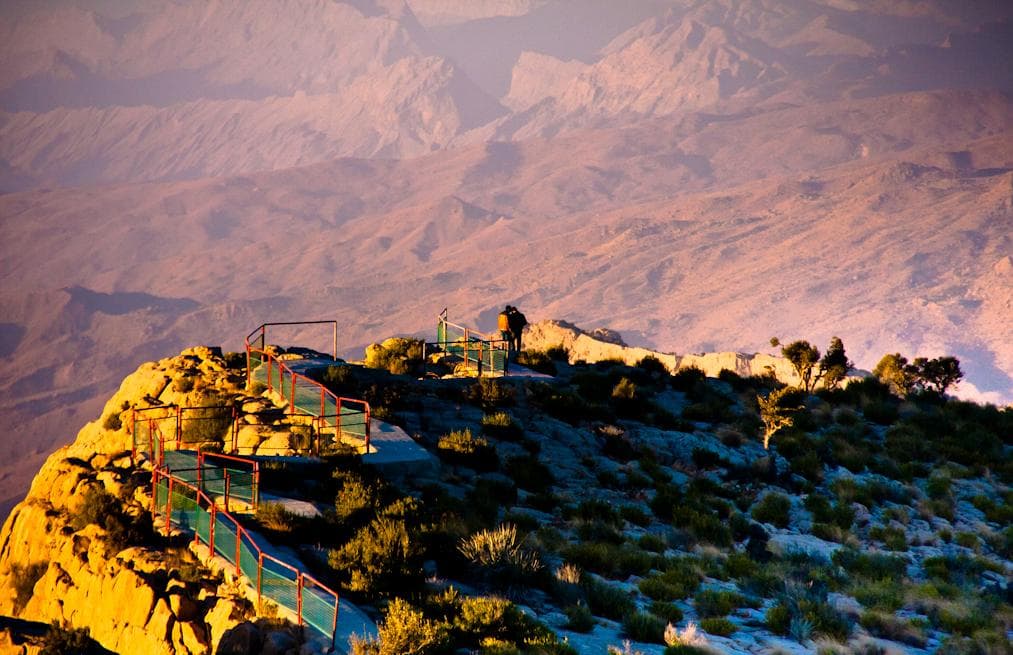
261;558;299;614
239;532;260;584
196;506;211;545
170;488;200;532
292;377;322;416
227;471;256;505
302;577;338;641
214;514;238;565
155;477;169;513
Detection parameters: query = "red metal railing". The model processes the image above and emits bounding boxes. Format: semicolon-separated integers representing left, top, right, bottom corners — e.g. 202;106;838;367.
153;469;339;645
245;327;371;453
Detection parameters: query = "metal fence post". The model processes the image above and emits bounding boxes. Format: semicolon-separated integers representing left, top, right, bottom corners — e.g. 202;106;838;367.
209;503;216;555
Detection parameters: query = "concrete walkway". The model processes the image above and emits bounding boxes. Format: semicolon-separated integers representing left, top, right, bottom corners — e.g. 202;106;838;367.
361;418;439;476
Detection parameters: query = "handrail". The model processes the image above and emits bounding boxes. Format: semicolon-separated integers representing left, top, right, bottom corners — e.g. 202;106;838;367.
153;466;340;647
247;346;372;453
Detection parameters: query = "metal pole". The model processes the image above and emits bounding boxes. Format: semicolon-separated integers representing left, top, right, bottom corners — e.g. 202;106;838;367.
333;322;337;361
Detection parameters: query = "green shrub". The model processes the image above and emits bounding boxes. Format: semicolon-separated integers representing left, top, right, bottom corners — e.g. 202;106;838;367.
72;485;151;554
102;411;123;431
583;578;636;620
620;505;652;527
256;502;300;533
481;412;523;440
562;541;655;579
636;355;670;376
859;610;926;647
637;533;668;553
504;454;553;493
699;617;737;637
516;350;557;375
765;603;791;634
329;511;424;597
851;578;905;612
671;366;706;391
9;561;47;614
670;506;732;547
545;344;569;361
622;612;666;643
362;598;446;655
437;429;499;471
649;600;683;623
41;622;102;655
751;493;792;528
693;589;748;618
868;525;908;551
467;378;515;409
832;548;907;582
453;596;530;643
458;524;541;586
364;337;424;376
722;552;757;579
334;474;376;523
563;604;595;632
926;474;952;499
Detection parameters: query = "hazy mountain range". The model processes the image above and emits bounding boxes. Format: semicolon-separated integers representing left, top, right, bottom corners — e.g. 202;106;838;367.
0;0;1011;517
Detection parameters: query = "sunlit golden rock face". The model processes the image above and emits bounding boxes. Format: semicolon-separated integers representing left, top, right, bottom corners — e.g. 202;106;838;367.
0;348;253;655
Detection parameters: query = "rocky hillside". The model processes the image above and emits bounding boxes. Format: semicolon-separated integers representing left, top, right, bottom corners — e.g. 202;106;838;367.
1;334;1010;654
0;347;310;654
2;0;1012;545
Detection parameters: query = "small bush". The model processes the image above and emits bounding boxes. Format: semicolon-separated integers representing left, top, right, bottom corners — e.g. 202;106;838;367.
693;589;748;618
650;601;683;623
671;366;706;391
467;378;516;409
101;411;123;431
41;622;102;655
370;598;446;655
868;525;907;551
583;578;636;620
481;412;523;440
832;548;907;582
699;617;737;636
751;493;792;528
564;604;595;632
10;561;47;613
256;502;300;533
364;337;424;376
623;612;666;643
563;541;655;579
437;429;499;471
504;454;553;493
329;511;424;597
638;533;668;553
765;603;791;634
458;524;541;587
517;350;557;375
859;611;926;647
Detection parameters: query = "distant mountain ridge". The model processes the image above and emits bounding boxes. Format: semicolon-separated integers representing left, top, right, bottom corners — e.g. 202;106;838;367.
0;0;1011;524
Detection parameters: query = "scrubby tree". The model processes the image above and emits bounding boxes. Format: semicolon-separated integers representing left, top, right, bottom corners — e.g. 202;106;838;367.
757;387;802;449
781;340;820;393
818;336;852;390
874;353;963;397
912;356;963;394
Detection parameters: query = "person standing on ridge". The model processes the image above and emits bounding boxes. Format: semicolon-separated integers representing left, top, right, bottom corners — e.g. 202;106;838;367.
498;306;513;357
507;305;527;358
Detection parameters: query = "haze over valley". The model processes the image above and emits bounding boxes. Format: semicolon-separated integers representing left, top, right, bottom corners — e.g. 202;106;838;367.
1;0;1011;517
